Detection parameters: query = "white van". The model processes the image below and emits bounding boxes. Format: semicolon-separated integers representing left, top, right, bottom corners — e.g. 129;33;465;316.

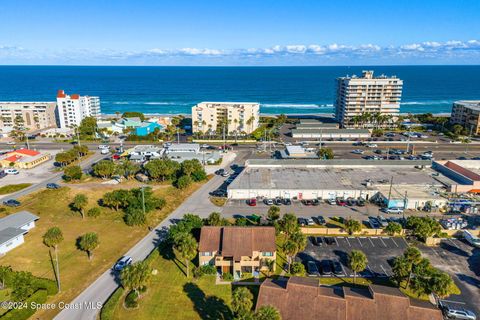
463;230;480;248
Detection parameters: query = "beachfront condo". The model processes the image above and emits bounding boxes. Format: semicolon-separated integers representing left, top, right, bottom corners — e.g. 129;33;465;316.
56;90;101;129
450;100;480;135
192;101;260;135
335;70;403;128
0;101;57;132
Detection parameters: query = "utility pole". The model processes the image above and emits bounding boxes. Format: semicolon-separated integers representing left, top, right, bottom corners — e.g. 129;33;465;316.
465;124;473;154
406;129;411;155
141;186;146;217
319;129;323;150
403;191;407;227
387;176;394;205
25;132;30;150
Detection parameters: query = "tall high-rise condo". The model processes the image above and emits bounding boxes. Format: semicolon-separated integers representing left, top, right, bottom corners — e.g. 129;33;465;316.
335;71;403;128
192;102;260;135
56;90;101;129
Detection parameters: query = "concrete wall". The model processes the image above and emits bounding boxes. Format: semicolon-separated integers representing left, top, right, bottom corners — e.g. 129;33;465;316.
300;227;405;236
228;188;376;200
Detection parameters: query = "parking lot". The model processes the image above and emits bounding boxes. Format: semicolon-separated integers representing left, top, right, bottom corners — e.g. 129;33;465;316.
297;235;409;278
420;239;480;316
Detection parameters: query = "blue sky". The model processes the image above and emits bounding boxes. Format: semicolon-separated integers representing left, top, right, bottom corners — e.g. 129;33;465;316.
1;0;479;65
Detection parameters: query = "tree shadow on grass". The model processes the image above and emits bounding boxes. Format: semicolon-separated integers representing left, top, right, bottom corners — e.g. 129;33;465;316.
183;282;233;320
158;241;187;277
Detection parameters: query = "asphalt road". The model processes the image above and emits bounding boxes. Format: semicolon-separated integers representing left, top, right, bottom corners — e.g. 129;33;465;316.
53;153;239;320
0;151;105;201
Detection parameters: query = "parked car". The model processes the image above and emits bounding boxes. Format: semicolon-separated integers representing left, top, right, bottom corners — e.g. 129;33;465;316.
315;216;326;225
215;168;225;175
3;199;20;207
221;171;231;177
113;256;133;271
46;183;60;189
307;261;320;277
377;215;389;227
274;197;283;206
351;149;364;154
298;218;307;226
336;198;347;206
309;236;318;245
4;168;19;175
264;198;274;205
332;261;344;275
316;237;323;245
382;207;404;214
0;171;6;179
6;141;15;145
357;198;366;206
302;199;313;206
98;144;108;149
306;217;315;226
366;143;378;148
283;198;292;205
346;198;356;206
326;198;336;205
247;198;257;206
368;217;381;229
441;304;477;320
320;260;332;275
311;199;320;206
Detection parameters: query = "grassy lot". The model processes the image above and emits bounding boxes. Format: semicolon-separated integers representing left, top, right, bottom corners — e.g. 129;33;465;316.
0;180;206;319
0;183;32;195
209;196;227;207
111;244;234;320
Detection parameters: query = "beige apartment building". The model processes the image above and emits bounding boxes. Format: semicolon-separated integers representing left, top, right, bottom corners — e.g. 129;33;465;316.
192;102;260;135
0;102;57;132
335;70;403;128
198;226;276;279
450;100;480;135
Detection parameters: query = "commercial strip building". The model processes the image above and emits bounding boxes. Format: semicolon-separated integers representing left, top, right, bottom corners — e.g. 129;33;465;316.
291;128;371;139
0;148;50;169
56;90;101;128
256;277;442;320
335;70;403;128
124;143;221;164
433;159;480;193
198;226;276;280
192;102;260;135
0;102;57;132
0;211;39;255
227;159;452;210
449;100;480;135
278;145;320;159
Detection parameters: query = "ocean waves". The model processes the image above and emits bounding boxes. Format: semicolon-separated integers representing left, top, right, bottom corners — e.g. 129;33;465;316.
261;103;333;109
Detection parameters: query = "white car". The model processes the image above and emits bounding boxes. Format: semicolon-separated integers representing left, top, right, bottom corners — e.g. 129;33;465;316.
98;145;108;149
382;207;404;214
306;218;315;226
100;148;110;155
351;149;364;154
113;256;133;271
4;169;19;175
366;143;378;148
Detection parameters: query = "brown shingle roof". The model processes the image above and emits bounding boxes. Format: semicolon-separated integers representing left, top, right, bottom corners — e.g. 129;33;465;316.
256;277;443;320
198;226;276;259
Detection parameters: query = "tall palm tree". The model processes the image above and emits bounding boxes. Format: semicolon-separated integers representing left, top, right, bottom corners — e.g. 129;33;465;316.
43;227;64;292
348;250;368;285
232;287;253;316
403;246;422;289
174;233;197;278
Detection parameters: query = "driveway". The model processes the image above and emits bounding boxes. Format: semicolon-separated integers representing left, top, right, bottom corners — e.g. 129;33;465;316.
420;239;480;316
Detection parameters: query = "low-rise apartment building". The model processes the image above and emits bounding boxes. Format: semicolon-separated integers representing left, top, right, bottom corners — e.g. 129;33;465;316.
192;102;260;135
335;70;403;128
0;148;50;169
450;100;480;135
57;90;101;128
0;102;57;132
198;226;276;279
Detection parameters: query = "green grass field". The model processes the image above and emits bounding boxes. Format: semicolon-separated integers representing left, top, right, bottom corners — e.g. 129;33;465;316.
0;183;32;195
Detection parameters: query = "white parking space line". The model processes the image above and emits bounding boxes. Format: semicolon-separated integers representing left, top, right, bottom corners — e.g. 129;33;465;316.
399;237;409;247
380;265;389;277
334;237;339;247
448;239;459;249
390;237;399;248
441;299;466;305
380;237;387;247
357;238;363;247
345;237;351;247
368;237;375;247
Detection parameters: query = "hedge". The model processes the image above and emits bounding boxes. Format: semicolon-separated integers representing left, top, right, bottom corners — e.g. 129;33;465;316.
100;287;125;320
0;289;47;320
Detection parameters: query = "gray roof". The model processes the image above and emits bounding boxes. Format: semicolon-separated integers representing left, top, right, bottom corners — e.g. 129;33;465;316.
0;211;39;231
296;123;339;129
245;158;432;167
0;227;26;246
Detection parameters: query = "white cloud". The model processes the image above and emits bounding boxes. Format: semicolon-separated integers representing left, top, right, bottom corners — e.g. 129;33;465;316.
1;40;479;65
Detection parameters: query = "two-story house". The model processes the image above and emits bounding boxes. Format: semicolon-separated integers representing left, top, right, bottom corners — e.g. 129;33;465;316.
198;226;276;279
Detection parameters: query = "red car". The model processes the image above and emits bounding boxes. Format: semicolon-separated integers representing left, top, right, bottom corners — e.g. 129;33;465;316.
336;199;347;206
248;198;257;206
112;154;121;160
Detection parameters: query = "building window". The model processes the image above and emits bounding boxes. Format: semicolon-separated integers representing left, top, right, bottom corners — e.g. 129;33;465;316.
262;252;273;257
201;252;212;256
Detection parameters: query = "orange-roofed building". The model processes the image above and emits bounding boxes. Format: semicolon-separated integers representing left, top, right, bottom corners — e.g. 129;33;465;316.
0;148;50;169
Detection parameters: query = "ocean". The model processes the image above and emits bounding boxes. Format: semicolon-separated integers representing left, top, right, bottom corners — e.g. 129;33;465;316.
0;65;478;116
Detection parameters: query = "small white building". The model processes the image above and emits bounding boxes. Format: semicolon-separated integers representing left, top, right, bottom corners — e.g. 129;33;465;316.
0;211;39;255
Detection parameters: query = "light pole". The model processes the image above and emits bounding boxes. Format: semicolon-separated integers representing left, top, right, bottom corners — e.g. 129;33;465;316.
141;186;146;217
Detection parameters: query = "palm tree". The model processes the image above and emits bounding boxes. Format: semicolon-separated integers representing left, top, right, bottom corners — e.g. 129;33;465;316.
43;227;64;292
264;259;275;278
78;232;99;260
231;287;253;316
246;116;255;134
71;194;88;219
193;121;199;133
255;305;281;320
403;246;422;289
120;261;152;295
348;250;368;285
174;233;197;277
283;240;297;274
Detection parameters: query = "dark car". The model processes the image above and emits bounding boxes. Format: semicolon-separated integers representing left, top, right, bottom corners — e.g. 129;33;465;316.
283;198;292;205
324;237;335;245
274;197;283;205
368;217;381;229
316;237;323;245
0;171;6;179
321;260;333;275
346;198;356;206
311;199;320;206
3;199;20;207
302;200;313;206
332;261;344;275
298;218;307;226
307;261;320;277
309;236;318;245
315;216;326;225
357;198;366;206
215;168;225;175
46;183;60;189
